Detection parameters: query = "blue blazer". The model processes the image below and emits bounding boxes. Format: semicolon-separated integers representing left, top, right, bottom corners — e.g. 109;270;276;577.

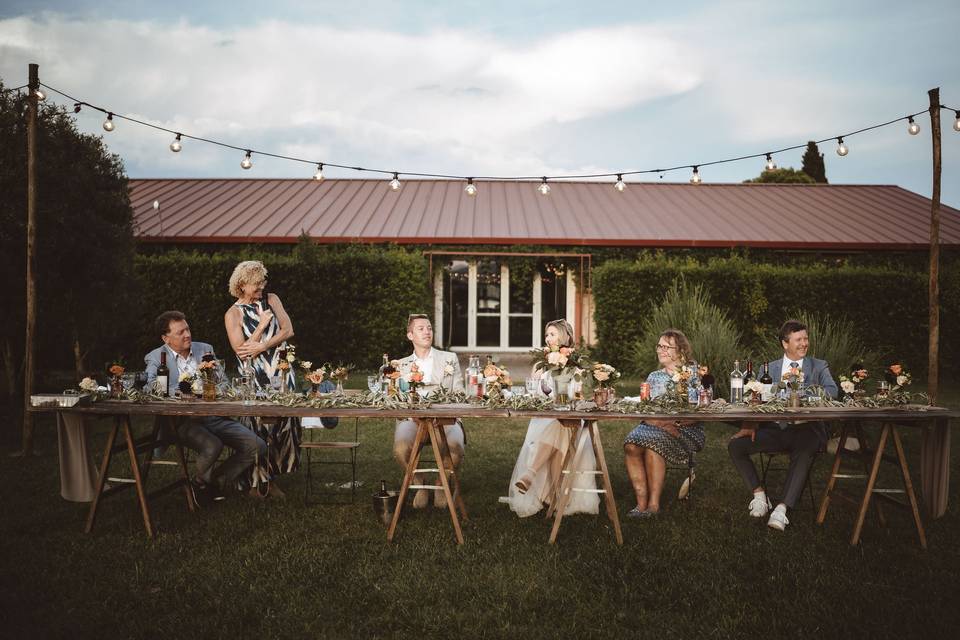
767;355;839;399
145;341;217;396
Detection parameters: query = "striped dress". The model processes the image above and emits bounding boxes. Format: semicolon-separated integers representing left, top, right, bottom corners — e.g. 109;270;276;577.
235;300;300;485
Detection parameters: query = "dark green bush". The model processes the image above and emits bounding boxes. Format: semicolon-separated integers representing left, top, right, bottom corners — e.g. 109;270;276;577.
593;254;951;376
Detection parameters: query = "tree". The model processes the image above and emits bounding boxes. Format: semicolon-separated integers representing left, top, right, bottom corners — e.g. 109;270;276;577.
801;140;828;183
743;167;816;184
0;80;134;418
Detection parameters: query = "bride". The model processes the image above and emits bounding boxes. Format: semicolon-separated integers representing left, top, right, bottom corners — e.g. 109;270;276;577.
505;319;599;518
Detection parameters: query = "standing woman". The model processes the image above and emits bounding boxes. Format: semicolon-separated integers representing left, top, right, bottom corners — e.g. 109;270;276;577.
623;328;705;517
505;319;599;518
225;260;297;497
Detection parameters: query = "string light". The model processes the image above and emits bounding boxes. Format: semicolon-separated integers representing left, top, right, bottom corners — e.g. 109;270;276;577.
31;81;960;186
313;163;325;182
836;137;848;156
537;177;551;196
464;177;477;196
169;133;182;153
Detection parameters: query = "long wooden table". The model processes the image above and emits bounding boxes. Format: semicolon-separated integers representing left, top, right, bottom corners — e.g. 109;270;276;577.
30;401;957;545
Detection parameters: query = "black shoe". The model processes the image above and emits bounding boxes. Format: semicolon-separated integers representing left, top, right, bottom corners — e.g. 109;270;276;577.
190;481;214;508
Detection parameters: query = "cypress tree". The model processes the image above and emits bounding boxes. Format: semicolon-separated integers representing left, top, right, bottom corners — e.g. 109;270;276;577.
801;140;828;183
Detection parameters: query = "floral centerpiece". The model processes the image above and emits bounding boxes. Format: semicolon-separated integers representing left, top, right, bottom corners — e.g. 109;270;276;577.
782;364;805;407
839;366;869;398
591;363;619;407
530;344;588;402
79;376;99;394
198;355;219;401
179;370;204;397
744;379;764;405
405;363;425;400
885;363;911;390
440;358;457;391
384;360;402;396
303;363;326;396
108;363;125;398
671;364;694;404
483;362;512;399
329;364;352;395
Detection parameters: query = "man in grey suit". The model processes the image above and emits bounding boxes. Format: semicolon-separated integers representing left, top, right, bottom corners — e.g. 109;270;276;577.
145;310;266;504
728;319;838;532
393;313;465;509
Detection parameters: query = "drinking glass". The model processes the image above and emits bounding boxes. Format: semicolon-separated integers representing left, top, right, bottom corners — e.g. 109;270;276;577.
121;372;136;391
134;371;148;390
540;375;554;397
367;375;380;394
525;377;539;396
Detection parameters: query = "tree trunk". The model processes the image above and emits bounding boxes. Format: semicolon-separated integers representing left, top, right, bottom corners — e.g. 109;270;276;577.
73;327;87;378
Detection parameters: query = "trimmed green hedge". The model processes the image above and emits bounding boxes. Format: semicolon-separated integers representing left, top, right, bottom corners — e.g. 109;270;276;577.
593;255;958;375
130;245;431;371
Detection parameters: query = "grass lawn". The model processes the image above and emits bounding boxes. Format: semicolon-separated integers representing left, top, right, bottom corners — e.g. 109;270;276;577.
1;384;958;639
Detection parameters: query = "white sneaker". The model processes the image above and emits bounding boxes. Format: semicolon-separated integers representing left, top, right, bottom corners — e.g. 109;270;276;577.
748;493;772;518
767;507;789;531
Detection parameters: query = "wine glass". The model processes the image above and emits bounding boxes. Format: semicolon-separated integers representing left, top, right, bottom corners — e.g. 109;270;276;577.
540;375;554;397
134;371;148;390
121;372;136;391
525;377;539;396
367;375;380;394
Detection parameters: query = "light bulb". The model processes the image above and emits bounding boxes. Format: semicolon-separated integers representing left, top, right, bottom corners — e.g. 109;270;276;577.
614;175;626;192
102;113;115;132
836;137;848;156
169;134;182;153
537;178;551;196
765;154;776;171
953;112;960;132
690;167;701;184
907;117;920;136
313;163;325;182
34;88;46;101
240;151;253;170
389;173;401;191
464;178;477;196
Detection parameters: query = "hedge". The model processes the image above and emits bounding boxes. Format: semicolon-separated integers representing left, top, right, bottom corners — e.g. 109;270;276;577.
592;254;960;376
129;244;431;371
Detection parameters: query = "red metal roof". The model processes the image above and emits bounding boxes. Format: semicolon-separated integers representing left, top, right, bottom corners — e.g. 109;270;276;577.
128;179;960;249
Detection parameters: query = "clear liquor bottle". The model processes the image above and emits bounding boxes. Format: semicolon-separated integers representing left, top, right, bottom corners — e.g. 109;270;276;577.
730;359;744;403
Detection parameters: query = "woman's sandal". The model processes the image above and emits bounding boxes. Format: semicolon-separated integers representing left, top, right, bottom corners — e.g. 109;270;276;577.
515;473;534;494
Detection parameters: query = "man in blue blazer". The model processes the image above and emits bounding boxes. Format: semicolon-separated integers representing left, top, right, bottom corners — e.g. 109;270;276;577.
728;319;838;532
145;310;266;504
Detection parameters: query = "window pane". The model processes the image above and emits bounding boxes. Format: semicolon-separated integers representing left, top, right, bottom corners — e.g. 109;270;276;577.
476;260;501;313
443;261;469;347
509;265;533;314
509;316;533;348
540;269;567;324
477;316;500;347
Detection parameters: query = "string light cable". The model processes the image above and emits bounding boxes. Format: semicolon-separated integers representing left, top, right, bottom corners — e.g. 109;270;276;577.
33;81;959;191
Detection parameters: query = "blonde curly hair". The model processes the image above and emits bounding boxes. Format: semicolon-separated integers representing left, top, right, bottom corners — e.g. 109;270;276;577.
228;260;268;299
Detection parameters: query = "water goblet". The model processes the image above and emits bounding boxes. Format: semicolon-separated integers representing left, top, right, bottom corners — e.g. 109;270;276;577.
121;372;136;391
367;375;380;394
525;377;539;396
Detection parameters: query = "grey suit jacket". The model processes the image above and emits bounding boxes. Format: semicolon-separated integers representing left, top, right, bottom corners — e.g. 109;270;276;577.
767;355;838;399
145;341;218;396
396;348;464;393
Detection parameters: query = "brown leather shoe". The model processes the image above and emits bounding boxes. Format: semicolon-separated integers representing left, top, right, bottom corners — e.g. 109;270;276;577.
266;482;286;500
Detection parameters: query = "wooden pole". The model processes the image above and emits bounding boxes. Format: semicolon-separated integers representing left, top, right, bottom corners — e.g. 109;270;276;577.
21;63;39;456
927;87;941;405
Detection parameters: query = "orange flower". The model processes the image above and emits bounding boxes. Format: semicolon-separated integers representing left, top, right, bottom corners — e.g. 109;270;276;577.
410;370;424;383
559;347;572;356
108;364;125;376
889;363;903;375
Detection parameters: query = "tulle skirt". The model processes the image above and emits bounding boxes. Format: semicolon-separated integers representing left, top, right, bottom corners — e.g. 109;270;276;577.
505;418;600;518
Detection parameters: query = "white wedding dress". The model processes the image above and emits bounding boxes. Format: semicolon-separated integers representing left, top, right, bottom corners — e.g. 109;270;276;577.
505;418;600;518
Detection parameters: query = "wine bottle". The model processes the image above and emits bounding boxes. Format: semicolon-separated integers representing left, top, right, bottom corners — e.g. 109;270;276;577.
156;351;169;397
377;479;389;498
743;360;755;384
465;355;480;397
759;362;774;402
729;359;744;403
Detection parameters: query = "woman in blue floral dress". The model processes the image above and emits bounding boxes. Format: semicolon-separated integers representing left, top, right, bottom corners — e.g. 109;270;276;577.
623;329;705;517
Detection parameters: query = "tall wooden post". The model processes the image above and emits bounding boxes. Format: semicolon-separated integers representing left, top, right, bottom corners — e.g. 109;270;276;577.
21;63;39;455
927;87;941;405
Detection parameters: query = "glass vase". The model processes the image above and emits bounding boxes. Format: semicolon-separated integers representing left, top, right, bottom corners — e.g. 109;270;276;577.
202;380;216;401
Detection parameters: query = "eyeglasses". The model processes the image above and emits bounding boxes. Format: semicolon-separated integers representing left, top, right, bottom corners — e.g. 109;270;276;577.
655;343;676;351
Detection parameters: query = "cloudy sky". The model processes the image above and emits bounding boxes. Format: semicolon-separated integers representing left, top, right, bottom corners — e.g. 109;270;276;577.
2;0;959;205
